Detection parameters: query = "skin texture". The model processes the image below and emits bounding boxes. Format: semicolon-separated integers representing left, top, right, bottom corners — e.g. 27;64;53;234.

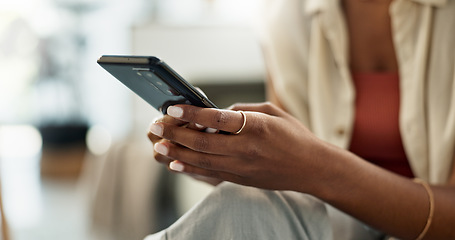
343;0;399;73
147;0;455;239
148;103;455;239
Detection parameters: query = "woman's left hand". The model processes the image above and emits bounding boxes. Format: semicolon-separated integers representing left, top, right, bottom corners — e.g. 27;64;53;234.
148;102;332;193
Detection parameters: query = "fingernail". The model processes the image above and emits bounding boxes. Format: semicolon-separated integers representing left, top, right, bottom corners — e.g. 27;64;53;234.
148;121;159;132
205;127;218;133
195;123;204;129
154;143;168;156
149;123;163;136
167;106;183;118
169;161;184;172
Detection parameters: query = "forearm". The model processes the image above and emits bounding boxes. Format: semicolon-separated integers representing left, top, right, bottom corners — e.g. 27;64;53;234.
149;103;455;239
311;142;455;239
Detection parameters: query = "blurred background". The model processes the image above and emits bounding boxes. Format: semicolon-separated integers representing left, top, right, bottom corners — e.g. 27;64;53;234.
0;0;266;239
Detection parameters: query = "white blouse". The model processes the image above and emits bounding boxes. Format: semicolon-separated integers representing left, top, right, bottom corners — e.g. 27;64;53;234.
258;0;455;184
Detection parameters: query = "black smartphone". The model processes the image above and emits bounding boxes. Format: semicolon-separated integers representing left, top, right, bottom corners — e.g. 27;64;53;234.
97;55;218;114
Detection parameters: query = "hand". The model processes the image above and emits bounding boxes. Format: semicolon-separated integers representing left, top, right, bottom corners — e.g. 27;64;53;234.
147;102;333;193
148;114;223;186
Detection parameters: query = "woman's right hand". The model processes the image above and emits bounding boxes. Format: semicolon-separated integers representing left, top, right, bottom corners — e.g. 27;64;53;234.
148;114;223;186
148;114;185;166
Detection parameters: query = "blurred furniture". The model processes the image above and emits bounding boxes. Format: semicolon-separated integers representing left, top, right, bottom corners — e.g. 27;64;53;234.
39;124;88;179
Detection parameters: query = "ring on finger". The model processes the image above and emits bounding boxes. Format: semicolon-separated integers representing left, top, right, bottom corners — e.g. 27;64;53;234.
234;111;247;135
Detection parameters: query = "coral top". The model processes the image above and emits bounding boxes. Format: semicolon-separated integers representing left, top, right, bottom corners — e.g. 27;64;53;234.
349;72;414;178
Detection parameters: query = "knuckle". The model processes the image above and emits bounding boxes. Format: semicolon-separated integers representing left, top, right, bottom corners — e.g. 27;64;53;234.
236;143;262;163
262;102;276;113
193;135;210;151
263;101;273;108
212;110;230;128
245;145;263;160
197;156;212;169
184;107;198;122
250;115;269;136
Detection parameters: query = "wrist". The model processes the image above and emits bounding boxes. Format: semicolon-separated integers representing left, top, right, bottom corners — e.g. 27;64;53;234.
296;140;349;199
309;142;369;204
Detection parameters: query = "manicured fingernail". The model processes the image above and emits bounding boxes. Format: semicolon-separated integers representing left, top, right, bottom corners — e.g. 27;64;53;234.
167;106;183;118
195;123;204;129
154;143;168;156
205;127;218;133
149;123;163;136
169;161;184;172
148;120;159;132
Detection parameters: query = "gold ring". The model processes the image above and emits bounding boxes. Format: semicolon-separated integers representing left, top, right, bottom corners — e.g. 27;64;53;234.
234;111;247;135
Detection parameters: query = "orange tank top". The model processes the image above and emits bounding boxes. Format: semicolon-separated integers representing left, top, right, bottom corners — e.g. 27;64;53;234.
348;72;414;178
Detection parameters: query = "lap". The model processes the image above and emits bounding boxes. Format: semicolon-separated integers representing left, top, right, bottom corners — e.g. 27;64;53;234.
144;182;383;240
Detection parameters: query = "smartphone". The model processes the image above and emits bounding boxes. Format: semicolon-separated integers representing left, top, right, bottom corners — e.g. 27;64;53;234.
97;55;217;114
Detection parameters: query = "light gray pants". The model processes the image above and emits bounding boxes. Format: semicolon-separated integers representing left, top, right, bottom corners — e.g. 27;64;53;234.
144;182;384;240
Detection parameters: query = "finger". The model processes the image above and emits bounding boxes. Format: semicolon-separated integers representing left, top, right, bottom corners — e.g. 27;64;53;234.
148;130;159;143
228;102;285;117
166;105;247;134
154;152;173;165
150;122;237;155
156;114;187;126
154;141;240;173
148;115;189;143
153;139;174;165
169;160;245;184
